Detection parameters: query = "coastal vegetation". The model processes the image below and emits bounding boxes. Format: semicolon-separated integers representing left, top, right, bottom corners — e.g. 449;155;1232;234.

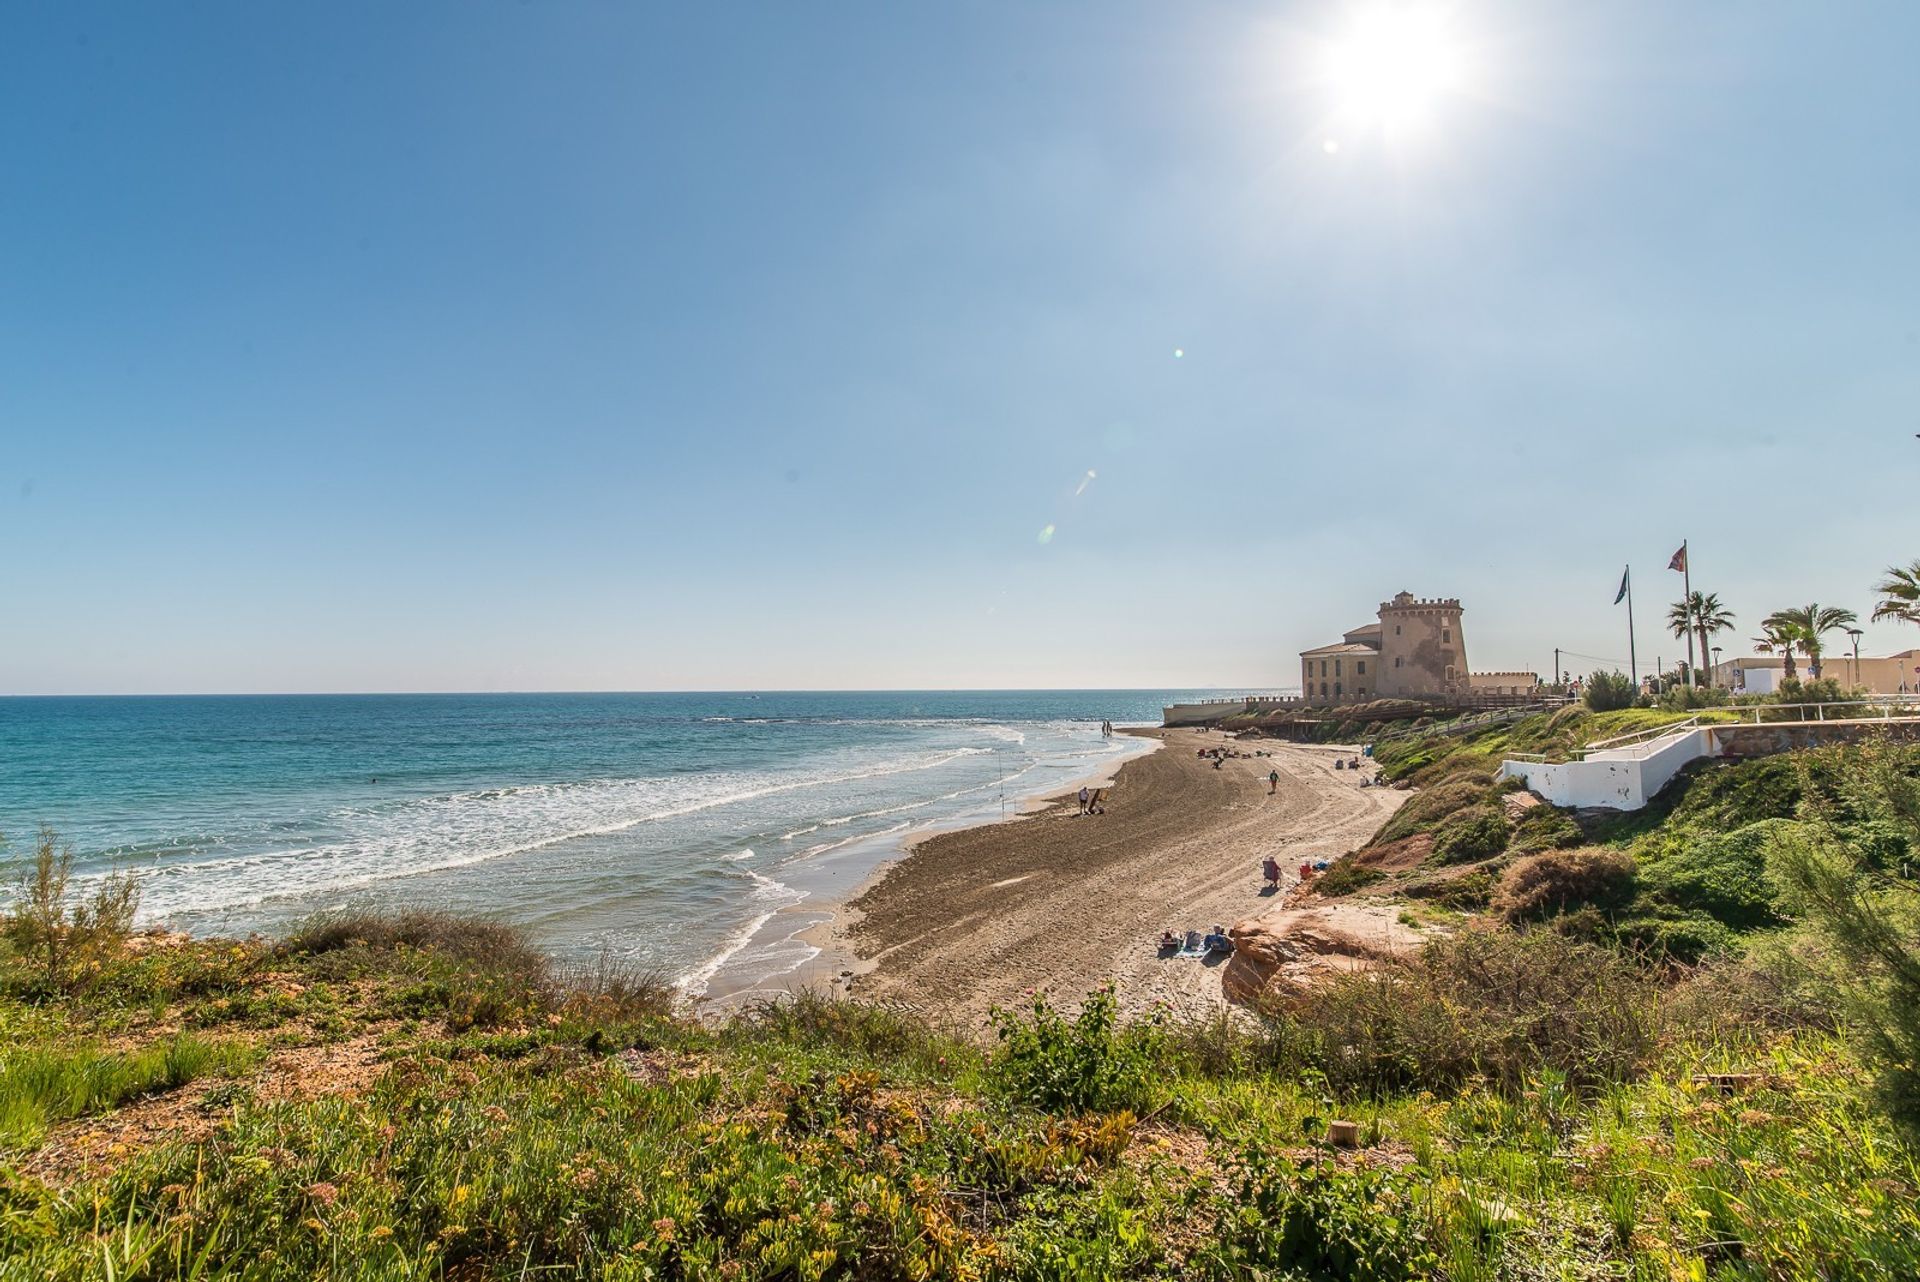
3;889;1919;1278
4;706;1919;1278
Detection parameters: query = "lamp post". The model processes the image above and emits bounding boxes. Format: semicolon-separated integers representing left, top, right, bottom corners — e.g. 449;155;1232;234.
1711;646;1722;690
1845;627;1863;691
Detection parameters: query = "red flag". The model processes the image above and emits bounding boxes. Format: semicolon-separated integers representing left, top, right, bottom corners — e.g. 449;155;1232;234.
1667;544;1687;573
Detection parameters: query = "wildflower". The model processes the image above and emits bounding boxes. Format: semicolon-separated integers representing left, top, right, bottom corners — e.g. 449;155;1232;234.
307;1182;340;1207
1688;1157;1715;1171
651;1217;677;1243
370;1226;393;1240
1738;1109;1772;1126
482;1105;509;1124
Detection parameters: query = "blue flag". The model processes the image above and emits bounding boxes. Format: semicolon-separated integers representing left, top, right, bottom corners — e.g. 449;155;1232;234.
1614;566;1629;605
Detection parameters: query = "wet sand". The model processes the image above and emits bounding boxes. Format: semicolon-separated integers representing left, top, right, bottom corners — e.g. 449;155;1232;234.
840;727;1407;1031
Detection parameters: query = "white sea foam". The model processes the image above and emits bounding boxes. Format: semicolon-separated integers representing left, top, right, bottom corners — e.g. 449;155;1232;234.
113;743;1004;923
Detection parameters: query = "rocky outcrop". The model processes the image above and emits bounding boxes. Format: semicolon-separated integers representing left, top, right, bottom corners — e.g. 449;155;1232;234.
1222;905;1428;1008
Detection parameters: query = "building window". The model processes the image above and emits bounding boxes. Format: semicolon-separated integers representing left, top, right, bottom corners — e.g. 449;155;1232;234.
1335;659;1342;676
1395;625;1401;636
1334;682;1343;697
1357;661;1366;675
1357;686;1367;696
1320;682;1329;697
1395;657;1403;668
1320;660;1327;677
1442;628;1451;643
1446;665;1456;682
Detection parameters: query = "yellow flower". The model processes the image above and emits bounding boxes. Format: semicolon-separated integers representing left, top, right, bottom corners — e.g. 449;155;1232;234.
370;1226;393;1241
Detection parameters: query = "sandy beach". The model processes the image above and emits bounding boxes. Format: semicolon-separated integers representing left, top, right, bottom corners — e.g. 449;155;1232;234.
840;727;1408;1030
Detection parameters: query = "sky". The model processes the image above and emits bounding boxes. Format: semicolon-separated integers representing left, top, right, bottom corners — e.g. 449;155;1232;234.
4;1;1918;694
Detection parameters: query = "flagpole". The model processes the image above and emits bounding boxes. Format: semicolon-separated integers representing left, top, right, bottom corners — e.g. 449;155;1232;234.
1626;568;1638;692
1682;540;1695;687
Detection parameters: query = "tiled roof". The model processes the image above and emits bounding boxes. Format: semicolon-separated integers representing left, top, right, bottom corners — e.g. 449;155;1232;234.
1299;641;1381;657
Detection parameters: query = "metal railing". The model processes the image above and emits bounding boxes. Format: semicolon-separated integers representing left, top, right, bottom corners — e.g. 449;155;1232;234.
1507;697;1920;765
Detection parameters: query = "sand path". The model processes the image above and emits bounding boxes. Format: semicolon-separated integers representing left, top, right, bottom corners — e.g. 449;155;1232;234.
843;728;1407;1031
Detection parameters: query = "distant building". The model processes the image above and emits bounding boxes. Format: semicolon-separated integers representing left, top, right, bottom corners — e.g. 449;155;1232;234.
1300;592;1474;704
1714;650;1920;696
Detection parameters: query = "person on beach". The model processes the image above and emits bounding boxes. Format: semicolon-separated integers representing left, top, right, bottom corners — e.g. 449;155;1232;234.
1262;855;1281;889
1077;785;1090;815
1087;788;1106;815
1268;768;1279;794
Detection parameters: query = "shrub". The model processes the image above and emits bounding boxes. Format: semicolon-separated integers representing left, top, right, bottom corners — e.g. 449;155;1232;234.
1370;778;1489;847
1610;908;1739;963
282;908;548;977
1200;1156;1438;1281
1637;820;1792;930
1314;860;1383;897
3;826;141;995
1260;929;1660;1095
1494;849;1635;923
989;988;1162;1115
1769;821;1920;1141
1584;670;1638;712
1774;677;1855;706
1507;803;1582;854
1429;805;1511;865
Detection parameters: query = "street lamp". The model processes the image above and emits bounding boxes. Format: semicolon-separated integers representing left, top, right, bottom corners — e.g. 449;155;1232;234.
1845;627;1864;691
1711;646;1722;689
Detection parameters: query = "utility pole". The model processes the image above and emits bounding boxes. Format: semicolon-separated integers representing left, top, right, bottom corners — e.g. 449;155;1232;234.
1553;647;1561;695
1681;541;1696;687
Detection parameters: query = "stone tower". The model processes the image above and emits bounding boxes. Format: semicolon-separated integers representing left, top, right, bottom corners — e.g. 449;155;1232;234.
1373;591;1469;699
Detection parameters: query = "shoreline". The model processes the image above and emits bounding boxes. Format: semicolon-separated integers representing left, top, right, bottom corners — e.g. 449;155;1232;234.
835;727;1409;1030
691;727;1162;1011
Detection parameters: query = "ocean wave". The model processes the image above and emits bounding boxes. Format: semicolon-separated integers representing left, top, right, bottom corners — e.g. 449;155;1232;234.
85;743;1010;923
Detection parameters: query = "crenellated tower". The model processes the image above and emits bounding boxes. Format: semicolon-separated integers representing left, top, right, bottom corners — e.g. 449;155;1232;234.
1373;591;1469;699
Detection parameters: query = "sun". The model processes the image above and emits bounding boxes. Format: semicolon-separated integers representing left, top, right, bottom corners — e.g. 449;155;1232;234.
1321;4;1470;134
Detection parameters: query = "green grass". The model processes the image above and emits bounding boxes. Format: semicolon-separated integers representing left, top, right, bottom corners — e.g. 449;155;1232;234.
0;1033;260;1147
1;884;1917;1277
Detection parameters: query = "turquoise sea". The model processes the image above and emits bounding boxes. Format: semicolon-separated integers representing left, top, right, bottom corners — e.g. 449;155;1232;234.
0;692;1210;996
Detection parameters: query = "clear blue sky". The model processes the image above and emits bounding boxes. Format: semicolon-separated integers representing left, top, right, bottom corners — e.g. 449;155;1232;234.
5;2;1918;694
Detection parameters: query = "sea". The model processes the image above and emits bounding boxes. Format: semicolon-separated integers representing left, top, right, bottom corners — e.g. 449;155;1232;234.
0;691;1219;998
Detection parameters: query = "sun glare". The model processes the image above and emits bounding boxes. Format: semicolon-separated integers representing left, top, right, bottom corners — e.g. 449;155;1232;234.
1322;4;1470;134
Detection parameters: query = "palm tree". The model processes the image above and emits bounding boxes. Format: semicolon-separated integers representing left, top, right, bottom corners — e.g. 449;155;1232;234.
1755;622;1800;684
1668;592;1736;686
1697;594;1743;687
1872;560;1920;628
1763;604;1859;681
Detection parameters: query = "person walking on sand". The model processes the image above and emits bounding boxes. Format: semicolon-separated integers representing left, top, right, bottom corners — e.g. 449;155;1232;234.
1268;768;1279;795
1077;785;1090;815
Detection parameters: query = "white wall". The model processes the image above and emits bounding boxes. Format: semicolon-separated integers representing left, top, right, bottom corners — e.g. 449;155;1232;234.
1500;727;1712;810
